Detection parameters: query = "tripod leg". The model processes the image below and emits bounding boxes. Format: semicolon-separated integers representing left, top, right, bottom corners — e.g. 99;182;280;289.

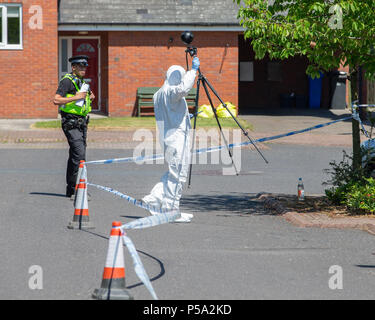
201;78;239;176
188;76;201;188
203;76;269;164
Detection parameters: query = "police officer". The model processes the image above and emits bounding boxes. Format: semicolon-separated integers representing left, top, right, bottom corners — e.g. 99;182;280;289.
53;55;95;198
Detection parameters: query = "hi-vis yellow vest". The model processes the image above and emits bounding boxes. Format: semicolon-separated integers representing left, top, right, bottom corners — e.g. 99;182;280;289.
59;74;91;116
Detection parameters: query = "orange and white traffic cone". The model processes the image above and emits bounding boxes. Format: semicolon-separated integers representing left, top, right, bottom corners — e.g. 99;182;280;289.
92;221;133;300
68;165;94;230
72;160;85;201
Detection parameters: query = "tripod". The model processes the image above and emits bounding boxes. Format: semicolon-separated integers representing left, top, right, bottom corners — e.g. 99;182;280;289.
186;48;269;188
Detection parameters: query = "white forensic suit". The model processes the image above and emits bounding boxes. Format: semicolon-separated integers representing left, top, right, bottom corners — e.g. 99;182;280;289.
142;64;198;222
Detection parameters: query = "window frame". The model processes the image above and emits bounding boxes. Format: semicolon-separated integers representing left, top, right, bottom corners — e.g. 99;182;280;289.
0;3;23;50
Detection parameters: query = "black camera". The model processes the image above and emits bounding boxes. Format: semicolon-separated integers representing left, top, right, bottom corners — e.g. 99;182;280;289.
181;31;197;57
181;31;194;45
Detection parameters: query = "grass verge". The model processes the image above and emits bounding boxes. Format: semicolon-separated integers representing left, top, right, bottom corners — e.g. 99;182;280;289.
33;116;253;130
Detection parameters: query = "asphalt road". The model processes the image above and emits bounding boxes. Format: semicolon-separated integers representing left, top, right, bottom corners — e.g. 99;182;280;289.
0;144;374;300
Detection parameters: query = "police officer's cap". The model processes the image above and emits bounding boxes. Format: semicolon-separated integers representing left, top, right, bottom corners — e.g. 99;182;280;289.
69;55;89;67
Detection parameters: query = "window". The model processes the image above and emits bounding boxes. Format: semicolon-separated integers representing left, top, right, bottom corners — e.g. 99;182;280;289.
240;61;254;82
0;4;22;49
61;39;68;72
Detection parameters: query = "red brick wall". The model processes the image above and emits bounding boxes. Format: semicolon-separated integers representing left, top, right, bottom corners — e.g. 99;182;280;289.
0;0;58;118
1;22;238;118
107;31;239;117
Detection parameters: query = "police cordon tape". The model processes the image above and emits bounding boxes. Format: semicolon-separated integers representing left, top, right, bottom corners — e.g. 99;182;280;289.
351;103;375;139
86;182;180;300
122;234;158;300
85;109;373;299
87;182;181;227
85;114;358;166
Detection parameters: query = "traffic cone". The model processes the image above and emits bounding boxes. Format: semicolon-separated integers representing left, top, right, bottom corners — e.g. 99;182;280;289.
74;160;85;191
92;221;133;300
70;160;85;201
67;165;94;230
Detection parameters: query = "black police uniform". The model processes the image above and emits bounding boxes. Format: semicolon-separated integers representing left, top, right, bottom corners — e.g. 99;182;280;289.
56;55;91;197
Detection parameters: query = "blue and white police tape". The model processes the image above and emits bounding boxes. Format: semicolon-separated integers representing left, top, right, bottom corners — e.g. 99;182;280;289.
86;182;180;229
122;209;180;230
86;182;179;300
352;102;375;109
192;115;353;155
85;115;354;166
85;153;164;166
85;111;367;300
122;234;158;300
351;103;375;139
245;115;354;144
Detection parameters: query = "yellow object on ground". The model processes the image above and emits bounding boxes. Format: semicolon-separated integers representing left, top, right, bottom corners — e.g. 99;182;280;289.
217;102;238;118
197;104;215;118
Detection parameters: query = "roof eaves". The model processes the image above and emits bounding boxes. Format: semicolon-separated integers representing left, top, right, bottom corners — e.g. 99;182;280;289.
58;22;240;26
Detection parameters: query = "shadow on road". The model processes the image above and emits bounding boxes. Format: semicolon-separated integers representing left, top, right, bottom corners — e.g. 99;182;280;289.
127;249;165;290
181;192;270;215
30;192;66;198
120;215;144;220
80;229;165;290
355;265;375;269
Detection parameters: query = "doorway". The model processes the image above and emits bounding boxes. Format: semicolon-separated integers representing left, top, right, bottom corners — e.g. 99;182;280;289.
59;36;101;112
238;35;310;113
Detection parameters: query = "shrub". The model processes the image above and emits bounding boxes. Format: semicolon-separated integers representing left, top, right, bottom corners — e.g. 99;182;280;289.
323;109;375;214
323;150;367;205
346;178;375;214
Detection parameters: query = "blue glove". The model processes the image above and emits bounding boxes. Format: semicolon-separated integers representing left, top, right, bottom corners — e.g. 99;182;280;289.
189;111;202;119
192;57;200;71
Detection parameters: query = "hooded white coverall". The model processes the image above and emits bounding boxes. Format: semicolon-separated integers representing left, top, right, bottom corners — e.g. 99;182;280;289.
142;65;198;221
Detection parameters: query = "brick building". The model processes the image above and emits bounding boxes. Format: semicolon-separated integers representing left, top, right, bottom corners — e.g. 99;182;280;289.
0;0;58;118
0;0;357;119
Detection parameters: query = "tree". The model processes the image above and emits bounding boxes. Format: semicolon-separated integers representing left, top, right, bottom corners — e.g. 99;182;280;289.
234;0;375;168
235;0;375;78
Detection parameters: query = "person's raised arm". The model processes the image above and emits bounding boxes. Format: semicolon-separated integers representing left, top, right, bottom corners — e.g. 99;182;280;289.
169;57;200;102
53;92;87;106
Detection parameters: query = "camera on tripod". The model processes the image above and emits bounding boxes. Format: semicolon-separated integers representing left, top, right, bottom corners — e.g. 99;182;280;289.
181;31;197;57
179;32;268;187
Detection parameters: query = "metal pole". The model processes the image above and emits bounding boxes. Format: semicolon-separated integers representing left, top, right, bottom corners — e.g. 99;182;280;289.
202;75;269;164
188;72;202;188
200;77;239;176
